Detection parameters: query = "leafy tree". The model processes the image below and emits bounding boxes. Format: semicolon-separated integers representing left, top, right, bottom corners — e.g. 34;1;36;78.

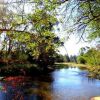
77;55;86;64
77;0;100;41
54;53;66;62
62;0;100;42
84;48;100;65
69;55;77;63
77;47;100;66
0;0;64;67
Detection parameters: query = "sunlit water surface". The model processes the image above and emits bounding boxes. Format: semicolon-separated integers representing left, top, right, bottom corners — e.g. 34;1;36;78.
0;67;100;100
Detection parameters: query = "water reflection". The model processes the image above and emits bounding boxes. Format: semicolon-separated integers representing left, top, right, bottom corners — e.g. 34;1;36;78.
51;68;100;100
0;68;100;100
0;76;53;100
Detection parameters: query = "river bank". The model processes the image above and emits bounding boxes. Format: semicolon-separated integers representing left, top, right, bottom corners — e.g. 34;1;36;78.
0;63;55;77
0;62;100;79
55;62;89;69
55;62;100;79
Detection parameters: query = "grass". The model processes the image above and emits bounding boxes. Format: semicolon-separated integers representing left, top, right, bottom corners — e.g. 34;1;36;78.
55;62;89;70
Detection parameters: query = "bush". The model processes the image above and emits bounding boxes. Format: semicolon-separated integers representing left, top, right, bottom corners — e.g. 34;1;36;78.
77;56;86;64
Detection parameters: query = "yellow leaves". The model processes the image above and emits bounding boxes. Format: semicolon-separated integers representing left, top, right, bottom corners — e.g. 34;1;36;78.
42;31;54;37
6;32;13;37
32;50;40;58
45;45;52;52
15;33;31;42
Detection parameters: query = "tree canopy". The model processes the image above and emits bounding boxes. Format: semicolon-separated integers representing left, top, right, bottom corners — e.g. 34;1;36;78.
0;0;64;65
77;46;100;66
61;0;100;42
0;0;99;64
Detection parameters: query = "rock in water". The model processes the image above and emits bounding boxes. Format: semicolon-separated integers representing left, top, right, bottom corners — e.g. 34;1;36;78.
91;97;100;100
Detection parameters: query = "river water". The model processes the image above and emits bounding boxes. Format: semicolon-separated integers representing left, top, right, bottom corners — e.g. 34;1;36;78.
0;67;100;100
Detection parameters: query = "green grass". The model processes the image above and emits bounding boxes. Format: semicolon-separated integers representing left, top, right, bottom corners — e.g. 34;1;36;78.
55;62;89;69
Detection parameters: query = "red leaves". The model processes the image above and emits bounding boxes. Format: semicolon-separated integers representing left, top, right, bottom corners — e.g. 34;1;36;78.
4;76;27;82
3;76;31;88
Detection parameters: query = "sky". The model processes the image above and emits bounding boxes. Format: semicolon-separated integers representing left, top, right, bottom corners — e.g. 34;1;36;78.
54;23;90;56
54;1;93;56
54;20;94;56
58;36;90;56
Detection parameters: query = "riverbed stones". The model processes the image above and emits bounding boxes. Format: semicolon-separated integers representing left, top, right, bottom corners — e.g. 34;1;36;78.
91;97;100;100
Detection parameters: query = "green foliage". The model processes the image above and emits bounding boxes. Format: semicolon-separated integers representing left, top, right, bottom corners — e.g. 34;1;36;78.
88;66;100;79
0;0;61;67
54;53;69;62
64;0;100;41
17;53;28;61
84;48;100;65
77;56;86;64
55;54;65;62
79;0;100;41
77;47;100;66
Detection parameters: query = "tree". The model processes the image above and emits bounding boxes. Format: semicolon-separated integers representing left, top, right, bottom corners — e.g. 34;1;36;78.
0;0;63;66
84;48;100;65
77;0;100;41
77;47;100;65
61;0;100;42
69;55;77;63
77;55;86;64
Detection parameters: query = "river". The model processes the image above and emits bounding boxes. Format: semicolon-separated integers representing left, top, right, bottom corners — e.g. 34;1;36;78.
0;67;100;100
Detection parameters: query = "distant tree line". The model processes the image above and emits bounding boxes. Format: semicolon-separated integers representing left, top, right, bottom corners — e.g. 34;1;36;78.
55;53;77;63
